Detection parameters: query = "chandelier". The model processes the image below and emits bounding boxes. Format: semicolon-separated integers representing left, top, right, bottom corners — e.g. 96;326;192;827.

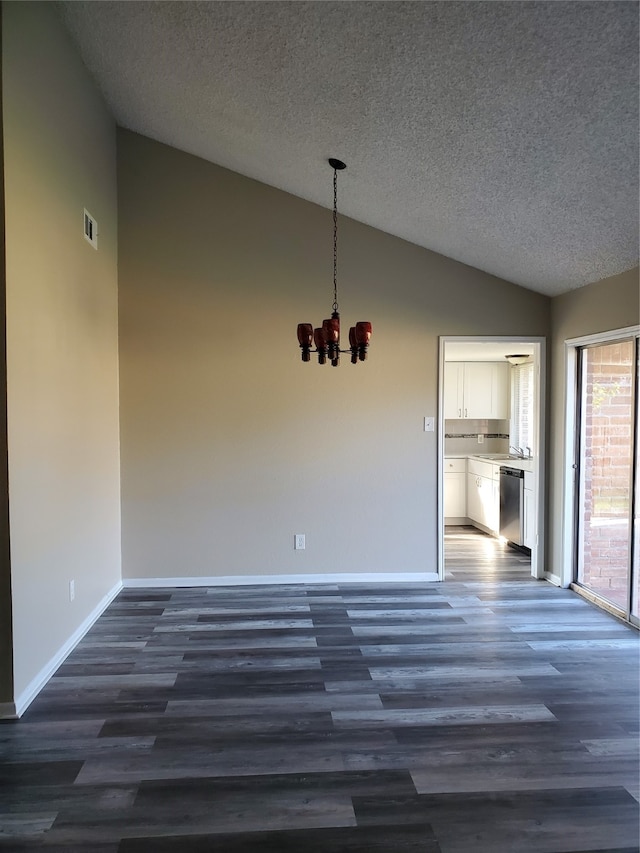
297;159;372;366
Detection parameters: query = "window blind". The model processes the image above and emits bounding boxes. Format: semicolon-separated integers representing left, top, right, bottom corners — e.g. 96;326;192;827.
511;362;534;452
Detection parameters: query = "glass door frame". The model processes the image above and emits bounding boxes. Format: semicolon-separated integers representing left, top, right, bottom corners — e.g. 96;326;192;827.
563;325;639;624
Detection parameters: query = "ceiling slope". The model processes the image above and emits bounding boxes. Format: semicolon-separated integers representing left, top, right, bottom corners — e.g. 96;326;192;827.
57;1;639;295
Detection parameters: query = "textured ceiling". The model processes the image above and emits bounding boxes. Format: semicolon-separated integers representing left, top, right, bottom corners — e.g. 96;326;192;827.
56;1;639;296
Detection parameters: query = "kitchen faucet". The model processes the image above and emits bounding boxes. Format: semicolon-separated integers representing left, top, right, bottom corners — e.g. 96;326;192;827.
509;446;533;459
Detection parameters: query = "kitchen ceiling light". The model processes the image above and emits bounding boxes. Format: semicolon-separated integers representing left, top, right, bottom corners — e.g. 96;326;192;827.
297;159;372;366
505;354;530;365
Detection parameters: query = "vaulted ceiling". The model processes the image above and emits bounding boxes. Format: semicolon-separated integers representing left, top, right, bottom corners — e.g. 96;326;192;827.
57;1;639;296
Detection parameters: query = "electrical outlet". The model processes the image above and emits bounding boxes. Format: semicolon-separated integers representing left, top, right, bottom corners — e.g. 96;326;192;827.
294;534;306;550
477;434;485;444
69;580;75;602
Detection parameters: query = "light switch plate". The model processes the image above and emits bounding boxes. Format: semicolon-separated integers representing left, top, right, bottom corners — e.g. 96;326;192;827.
424;417;435;432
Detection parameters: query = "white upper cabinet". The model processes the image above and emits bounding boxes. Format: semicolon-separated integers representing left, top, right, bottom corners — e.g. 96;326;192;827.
444;362;464;418
463;363;493;418
490;362;510;419
444;362;510;420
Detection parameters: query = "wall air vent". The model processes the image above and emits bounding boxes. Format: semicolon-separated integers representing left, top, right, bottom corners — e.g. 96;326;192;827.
83;209;98;249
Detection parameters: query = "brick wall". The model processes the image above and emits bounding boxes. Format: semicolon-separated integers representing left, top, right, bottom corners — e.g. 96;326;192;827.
579;341;633;608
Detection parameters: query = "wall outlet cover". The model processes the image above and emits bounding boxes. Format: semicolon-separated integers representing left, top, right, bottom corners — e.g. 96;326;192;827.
294;534;306;550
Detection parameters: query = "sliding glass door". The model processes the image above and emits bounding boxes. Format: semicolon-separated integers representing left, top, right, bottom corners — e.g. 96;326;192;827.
575;337;638;620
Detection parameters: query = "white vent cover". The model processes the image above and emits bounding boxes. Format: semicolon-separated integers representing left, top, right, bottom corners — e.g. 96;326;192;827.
83;209;98;249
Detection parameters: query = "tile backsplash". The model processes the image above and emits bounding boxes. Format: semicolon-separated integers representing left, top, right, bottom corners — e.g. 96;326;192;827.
445;419;509;455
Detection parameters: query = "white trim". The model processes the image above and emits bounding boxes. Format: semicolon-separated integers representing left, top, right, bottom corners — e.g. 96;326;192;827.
123;573;440;588
10;580;123;719
562;326;640;592
437;340;446;580
544;572;562;587
438;336;546;582
565;325;640;347
533;339;546;580
561;341;579;587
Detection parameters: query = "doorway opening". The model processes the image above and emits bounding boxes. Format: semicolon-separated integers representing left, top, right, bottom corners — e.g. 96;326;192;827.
437;337;546;582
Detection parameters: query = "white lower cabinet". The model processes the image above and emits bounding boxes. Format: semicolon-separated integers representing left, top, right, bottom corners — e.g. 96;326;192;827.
523;472;535;550
449;456;534;543
490;478;500;534
444;473;466;517
466;472;494;530
444;458;466;518
466;458;500;534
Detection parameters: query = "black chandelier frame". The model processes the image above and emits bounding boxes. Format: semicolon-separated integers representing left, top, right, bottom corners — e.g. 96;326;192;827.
297;158;372;366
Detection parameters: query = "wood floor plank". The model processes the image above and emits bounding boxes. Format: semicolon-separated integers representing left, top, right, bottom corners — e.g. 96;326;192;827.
1;526;637;851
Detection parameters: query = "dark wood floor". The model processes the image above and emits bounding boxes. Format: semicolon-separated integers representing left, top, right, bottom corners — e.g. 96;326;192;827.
1;528;638;852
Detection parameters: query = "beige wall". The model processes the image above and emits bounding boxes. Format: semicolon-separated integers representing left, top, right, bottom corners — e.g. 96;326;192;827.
3;2;121;705
118;130;550;581
548;267;639;580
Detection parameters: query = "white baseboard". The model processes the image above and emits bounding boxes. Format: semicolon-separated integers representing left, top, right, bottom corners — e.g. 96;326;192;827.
123;572;441;588
10;580;123;719
544;572;563;587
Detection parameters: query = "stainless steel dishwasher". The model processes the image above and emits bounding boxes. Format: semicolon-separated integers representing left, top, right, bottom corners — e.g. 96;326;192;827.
499;466;525;546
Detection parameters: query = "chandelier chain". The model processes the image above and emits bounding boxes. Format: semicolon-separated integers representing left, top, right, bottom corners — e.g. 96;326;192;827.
333;167;338;314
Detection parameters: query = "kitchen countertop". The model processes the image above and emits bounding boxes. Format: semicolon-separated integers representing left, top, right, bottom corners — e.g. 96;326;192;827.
446;453;534;472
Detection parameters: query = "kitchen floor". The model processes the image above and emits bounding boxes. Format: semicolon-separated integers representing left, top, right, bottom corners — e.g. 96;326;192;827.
1;540;638;852
444;524;532;582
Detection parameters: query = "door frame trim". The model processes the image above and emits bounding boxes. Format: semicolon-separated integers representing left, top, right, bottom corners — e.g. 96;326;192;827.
437;335;546;581
562;325;640;593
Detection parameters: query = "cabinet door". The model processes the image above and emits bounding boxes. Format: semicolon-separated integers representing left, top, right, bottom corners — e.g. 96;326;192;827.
444;363;463;418
444;472;466;517
463;363;493;418
489;479;500;533
524;487;535;549
467;473;494;528
478;475;493;529
466;473;481;522
491;362;510;419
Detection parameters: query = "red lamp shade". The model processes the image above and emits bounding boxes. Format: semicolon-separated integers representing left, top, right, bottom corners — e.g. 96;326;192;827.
297;323;313;347
349;326;358;364
355;321;372;346
314;327;328;364
355;321;372;361
322;316;340;344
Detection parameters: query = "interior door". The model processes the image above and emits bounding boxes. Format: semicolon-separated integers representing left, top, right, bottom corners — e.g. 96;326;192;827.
574;337;638;618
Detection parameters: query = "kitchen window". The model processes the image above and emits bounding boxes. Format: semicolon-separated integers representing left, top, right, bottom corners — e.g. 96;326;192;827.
511;362;534;453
